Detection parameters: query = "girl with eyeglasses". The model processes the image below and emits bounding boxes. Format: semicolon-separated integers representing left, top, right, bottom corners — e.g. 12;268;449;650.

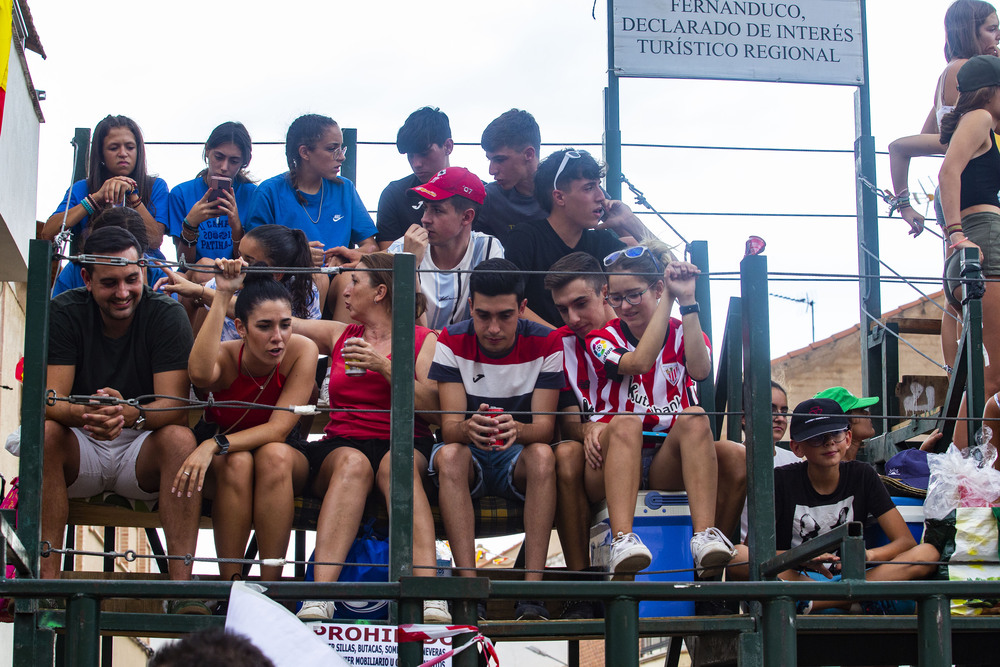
584;239;746;578
245;115;379;317
245;114;377;257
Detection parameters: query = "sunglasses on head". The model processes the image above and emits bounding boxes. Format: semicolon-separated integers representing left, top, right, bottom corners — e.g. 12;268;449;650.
552;150;582;192
603;245;663;273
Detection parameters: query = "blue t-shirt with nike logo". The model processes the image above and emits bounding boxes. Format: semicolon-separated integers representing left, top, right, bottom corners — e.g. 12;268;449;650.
245;172;377;248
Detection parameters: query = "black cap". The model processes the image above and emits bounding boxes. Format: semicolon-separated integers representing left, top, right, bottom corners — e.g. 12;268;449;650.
790;398;849;441
957;55;1000;92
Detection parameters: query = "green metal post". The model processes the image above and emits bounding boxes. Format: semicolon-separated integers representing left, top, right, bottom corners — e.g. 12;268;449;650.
689;241;716;436
605;596;639;667
343;128;358;184
917;595;951;667
451;599;479;667
19;240;51;573
604;0;622;200
66;595;100;667
839;527;867;582
738;629;763;667
761;597;796;667
390;253;419;667
724;297;743;443
742;254;775;579
855;0;884;446
961;248;986;447
70;128;91;256
14;242;52;667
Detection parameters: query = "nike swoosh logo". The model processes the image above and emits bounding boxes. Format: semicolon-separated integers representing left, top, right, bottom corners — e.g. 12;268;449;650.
472;374;485;383
332;214;344;222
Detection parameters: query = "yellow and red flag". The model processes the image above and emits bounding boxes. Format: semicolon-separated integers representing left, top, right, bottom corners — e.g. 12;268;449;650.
0;0;12;137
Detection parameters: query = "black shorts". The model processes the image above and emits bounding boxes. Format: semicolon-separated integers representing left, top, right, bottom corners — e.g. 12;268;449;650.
194;419;308;455
305;435;436;484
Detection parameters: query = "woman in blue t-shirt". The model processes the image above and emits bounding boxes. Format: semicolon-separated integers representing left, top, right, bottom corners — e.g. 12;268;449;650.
42;114;170;258
246;115;378;318
167;122;258;272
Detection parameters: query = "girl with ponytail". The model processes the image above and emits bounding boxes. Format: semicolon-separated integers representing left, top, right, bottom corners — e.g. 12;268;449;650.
174;258;318;584
159;225;324;338
244;114;378;268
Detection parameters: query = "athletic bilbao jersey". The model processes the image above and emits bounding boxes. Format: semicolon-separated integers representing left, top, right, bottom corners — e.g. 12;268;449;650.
585;318;708;436
429;318;564;420
551;325;600;414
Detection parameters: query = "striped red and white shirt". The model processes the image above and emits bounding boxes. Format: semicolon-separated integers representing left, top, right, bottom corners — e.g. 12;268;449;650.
585;318;708;440
551;325;600;414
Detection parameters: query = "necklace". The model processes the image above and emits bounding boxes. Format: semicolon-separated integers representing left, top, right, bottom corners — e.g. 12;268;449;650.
298;181;325;225
242;354;278;390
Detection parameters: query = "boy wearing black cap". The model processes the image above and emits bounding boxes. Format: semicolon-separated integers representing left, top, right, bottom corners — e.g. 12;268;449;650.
728;398;939;613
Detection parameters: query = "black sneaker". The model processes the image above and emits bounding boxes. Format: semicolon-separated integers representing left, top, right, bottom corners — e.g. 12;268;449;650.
560;600;601;619
515;600;550;620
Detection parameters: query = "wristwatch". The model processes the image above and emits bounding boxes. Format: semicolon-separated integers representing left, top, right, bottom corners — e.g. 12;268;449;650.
214;434;230;456
679;302;700;316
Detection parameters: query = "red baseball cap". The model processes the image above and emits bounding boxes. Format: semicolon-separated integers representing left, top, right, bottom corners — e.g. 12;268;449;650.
409;167;486;205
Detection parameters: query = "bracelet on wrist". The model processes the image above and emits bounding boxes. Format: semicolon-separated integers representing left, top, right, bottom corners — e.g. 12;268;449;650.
179;233;199;248
182;218;200;233
85;194;103;215
81;197;95;216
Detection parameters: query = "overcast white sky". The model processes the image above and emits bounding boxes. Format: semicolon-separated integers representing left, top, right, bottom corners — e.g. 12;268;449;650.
24;0;952;362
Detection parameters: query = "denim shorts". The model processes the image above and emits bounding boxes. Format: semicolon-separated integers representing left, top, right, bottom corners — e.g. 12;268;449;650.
429;443;525;501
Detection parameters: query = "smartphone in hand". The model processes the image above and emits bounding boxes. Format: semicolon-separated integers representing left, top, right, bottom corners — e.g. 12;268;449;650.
208;176;233;203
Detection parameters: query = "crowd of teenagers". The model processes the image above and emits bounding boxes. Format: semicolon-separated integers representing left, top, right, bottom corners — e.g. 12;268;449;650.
37;100;942;624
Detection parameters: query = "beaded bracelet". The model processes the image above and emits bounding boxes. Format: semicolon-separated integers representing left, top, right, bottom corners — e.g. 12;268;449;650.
179;234;199;248
182;218;200;233
85;194;103;216
80;197;95;217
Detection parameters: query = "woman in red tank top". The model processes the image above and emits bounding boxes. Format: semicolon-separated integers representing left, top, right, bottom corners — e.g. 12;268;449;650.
290;252;450;623
173;258;318;583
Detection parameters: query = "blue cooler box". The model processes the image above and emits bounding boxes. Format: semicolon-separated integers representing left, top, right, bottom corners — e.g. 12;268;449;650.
590;491;694;617
865;496;924;548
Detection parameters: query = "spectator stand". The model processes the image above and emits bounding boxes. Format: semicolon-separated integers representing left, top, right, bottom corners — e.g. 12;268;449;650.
9;111;1000;665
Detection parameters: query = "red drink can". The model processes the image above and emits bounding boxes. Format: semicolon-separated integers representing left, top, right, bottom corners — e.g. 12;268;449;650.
487;406;504;447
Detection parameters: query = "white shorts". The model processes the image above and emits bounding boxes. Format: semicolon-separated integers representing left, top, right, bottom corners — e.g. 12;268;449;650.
65;427;157;501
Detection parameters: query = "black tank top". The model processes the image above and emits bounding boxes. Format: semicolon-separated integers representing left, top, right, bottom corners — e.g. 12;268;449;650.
960;131;1000;210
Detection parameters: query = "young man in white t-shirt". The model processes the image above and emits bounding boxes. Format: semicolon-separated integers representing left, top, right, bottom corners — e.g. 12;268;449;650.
388;167;504;330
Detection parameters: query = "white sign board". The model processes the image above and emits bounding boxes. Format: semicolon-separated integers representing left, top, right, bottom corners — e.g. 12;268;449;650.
613;0;864;85
310;623;454;666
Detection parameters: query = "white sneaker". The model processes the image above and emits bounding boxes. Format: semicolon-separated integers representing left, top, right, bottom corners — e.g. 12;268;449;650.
691;527;736;578
609;531;652;574
423;599;452;624
297;600;335;620
318;375;330;408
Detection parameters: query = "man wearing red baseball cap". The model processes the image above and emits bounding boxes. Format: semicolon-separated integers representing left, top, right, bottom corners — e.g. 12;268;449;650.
386;167;504;329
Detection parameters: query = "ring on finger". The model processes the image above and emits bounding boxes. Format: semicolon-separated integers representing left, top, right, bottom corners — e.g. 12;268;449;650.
183;471;191;476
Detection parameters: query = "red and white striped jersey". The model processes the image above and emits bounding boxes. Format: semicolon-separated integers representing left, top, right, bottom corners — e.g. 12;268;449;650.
551;325;600;414
585;317;708;438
